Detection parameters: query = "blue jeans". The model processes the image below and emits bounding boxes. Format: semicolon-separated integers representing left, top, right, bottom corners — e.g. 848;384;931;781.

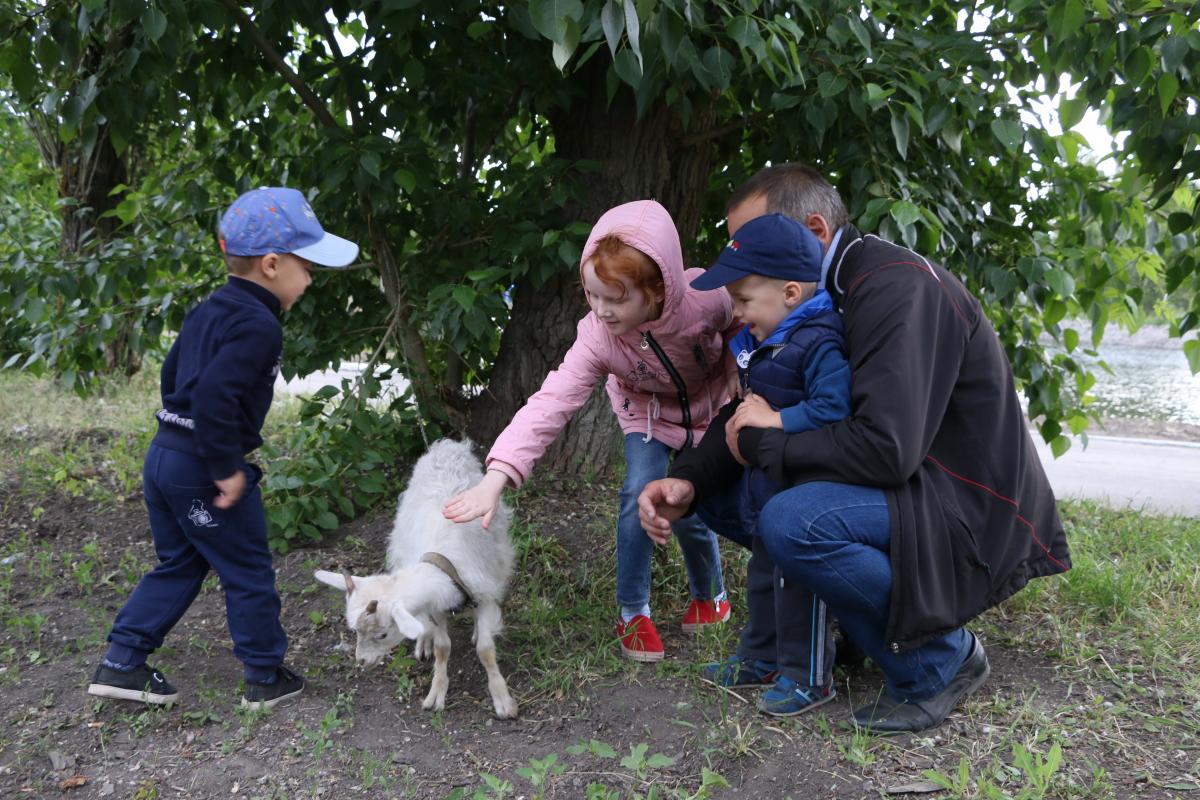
106;444;287;682
617;434;725;617
756;481;971;701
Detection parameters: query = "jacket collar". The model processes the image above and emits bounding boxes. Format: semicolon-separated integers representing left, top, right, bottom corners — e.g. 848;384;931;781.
729;290;835;361
824;224;865;309
226;276;282;316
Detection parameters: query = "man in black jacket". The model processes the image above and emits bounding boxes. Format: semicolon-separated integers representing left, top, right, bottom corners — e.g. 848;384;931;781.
639;163;1070;733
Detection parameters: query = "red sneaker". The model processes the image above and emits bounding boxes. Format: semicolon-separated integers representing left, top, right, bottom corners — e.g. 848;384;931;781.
681;598;732;633
615;615;665;662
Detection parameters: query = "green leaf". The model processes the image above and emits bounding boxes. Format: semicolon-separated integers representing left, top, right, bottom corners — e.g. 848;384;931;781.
393;168;415;192
817;71;848;98
613;48;642;87
990;118;1023;152
941;124;963;154
142;6;167;43
890;108;909;160
865;82;892;107
529;0;583;44
1185;340;1200;375
1158;73;1178;116
890;200;921;228
1161;35;1189;74
1050;435;1071;458
360;151;381;178
1047;0;1084;43
552;17;580;71
451;285;476;311
1058;95;1087;130
315;510;339;530
1167;212;1192;235
467;21;491;39
1045;268;1075;298
1063;328;1080;354
702;47;734;92
846;13;872;56
1125;47;1151;85
726;16;759;51
601;0;624;56
624;0;642;71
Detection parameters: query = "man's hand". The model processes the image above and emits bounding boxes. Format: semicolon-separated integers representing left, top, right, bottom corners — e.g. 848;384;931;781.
213;469;247;509
442;469;509;529
637;478;696;545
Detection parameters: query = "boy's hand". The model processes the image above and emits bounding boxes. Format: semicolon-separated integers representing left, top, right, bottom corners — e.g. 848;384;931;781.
214;470;247;509
729;392;783;433
442;470;509;529
637;478;695;545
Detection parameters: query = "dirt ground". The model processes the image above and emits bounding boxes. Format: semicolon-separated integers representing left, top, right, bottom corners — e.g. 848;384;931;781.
0;427;1197;799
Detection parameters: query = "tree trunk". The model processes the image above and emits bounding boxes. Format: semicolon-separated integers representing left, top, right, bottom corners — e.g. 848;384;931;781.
468;61;717;477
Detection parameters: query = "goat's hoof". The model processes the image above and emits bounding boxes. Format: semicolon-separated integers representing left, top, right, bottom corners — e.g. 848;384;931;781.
492;695;518;719
422;693;445;711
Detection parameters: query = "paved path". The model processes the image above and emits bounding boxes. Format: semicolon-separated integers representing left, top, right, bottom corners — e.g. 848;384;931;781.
1032;433;1200;517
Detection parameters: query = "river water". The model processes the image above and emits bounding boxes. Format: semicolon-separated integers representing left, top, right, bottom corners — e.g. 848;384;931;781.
1068;326;1200;425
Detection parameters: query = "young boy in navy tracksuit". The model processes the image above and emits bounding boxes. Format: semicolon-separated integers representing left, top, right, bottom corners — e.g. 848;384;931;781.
88;187;359;710
688;214;851;716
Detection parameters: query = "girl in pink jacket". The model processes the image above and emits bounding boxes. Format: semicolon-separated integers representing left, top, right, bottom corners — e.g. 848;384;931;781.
444;200;737;661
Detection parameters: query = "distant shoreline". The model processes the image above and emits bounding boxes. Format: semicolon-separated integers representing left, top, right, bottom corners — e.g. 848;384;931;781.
1077;416;1200;444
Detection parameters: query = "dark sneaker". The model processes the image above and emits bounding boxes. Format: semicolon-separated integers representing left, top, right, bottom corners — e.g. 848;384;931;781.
757;676;836;716
87;663;179;706
241;666;305;710
852;633;990;734
700;656;779;688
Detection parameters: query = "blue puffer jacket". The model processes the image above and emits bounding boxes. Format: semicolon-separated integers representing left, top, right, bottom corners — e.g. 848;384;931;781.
732;292;848;531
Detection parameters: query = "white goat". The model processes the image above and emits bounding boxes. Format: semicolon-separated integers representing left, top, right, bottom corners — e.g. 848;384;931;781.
315;439;518;718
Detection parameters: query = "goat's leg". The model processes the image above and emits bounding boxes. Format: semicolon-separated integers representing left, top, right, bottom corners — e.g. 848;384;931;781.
421;614;451;712
474;601;518;719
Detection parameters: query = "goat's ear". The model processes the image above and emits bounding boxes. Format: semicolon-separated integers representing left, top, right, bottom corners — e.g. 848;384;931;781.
314;570;351;592
365;600;378;614
388;602;425;640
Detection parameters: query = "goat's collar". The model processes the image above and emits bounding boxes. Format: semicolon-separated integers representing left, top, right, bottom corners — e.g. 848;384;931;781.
419;552;474;610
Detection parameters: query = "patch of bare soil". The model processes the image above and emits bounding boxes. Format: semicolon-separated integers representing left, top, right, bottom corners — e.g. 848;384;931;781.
0;435;1192;799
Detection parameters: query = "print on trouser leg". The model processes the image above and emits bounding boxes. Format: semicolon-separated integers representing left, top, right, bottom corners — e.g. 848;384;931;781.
106;445;287;674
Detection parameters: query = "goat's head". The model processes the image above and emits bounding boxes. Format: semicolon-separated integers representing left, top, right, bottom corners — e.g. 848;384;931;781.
314;569;424;668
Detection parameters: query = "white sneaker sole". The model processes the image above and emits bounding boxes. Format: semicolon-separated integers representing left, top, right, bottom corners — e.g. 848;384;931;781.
241;685;303;710
87;683;178;706
620;645;665;662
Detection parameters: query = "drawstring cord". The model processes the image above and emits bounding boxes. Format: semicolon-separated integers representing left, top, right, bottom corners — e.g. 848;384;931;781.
643;394;660;443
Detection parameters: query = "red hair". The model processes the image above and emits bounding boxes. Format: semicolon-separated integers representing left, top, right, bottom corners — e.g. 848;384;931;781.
586;235;665;308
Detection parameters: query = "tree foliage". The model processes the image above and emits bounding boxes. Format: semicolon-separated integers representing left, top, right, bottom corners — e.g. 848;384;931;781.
1;0;1198;544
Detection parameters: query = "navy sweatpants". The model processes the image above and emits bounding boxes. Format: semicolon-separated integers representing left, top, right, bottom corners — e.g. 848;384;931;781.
696;483;835;689
105;443;287;679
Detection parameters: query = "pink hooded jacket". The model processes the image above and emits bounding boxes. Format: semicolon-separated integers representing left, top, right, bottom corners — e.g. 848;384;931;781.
487;200;736;487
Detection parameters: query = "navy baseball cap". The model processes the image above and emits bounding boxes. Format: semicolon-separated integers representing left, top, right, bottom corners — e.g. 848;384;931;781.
219;187;359;267
691;213;824;290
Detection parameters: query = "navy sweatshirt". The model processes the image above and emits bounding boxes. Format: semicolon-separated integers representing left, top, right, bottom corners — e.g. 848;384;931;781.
153;277;283;480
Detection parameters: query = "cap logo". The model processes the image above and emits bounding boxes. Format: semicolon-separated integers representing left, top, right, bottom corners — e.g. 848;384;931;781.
727;239;740;251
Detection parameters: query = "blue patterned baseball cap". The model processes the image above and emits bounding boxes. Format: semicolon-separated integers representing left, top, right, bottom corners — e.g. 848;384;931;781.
219;187;359;268
691;213;824;290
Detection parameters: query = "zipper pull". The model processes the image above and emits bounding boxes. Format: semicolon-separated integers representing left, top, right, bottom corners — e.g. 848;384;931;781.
640;331;650;350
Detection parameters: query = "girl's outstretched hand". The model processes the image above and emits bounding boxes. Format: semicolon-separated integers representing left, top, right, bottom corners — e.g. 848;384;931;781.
442;469;509;529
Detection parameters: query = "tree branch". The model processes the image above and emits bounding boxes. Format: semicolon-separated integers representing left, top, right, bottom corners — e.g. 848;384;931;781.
217;0;340;129
681;110;772;147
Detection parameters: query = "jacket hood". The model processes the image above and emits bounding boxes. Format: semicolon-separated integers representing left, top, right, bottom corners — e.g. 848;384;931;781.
580;200;686;328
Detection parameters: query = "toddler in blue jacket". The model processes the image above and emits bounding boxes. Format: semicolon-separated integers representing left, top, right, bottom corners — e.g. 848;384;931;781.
689;213;851;716
87;187;358;710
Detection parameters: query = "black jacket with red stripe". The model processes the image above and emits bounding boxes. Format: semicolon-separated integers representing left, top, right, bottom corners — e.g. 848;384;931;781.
673;225;1070;652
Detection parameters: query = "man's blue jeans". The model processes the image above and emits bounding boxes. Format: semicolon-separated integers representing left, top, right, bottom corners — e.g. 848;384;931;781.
617;435;725;617
756;481;971;702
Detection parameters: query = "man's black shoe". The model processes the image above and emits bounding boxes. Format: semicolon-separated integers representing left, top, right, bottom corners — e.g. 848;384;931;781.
241;666;305;710
852;633;990;734
87;663;179;706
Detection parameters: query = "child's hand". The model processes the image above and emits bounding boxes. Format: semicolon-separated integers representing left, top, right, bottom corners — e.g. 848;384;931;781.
442;470;509;529
214;469;247;509
729;392;782;433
